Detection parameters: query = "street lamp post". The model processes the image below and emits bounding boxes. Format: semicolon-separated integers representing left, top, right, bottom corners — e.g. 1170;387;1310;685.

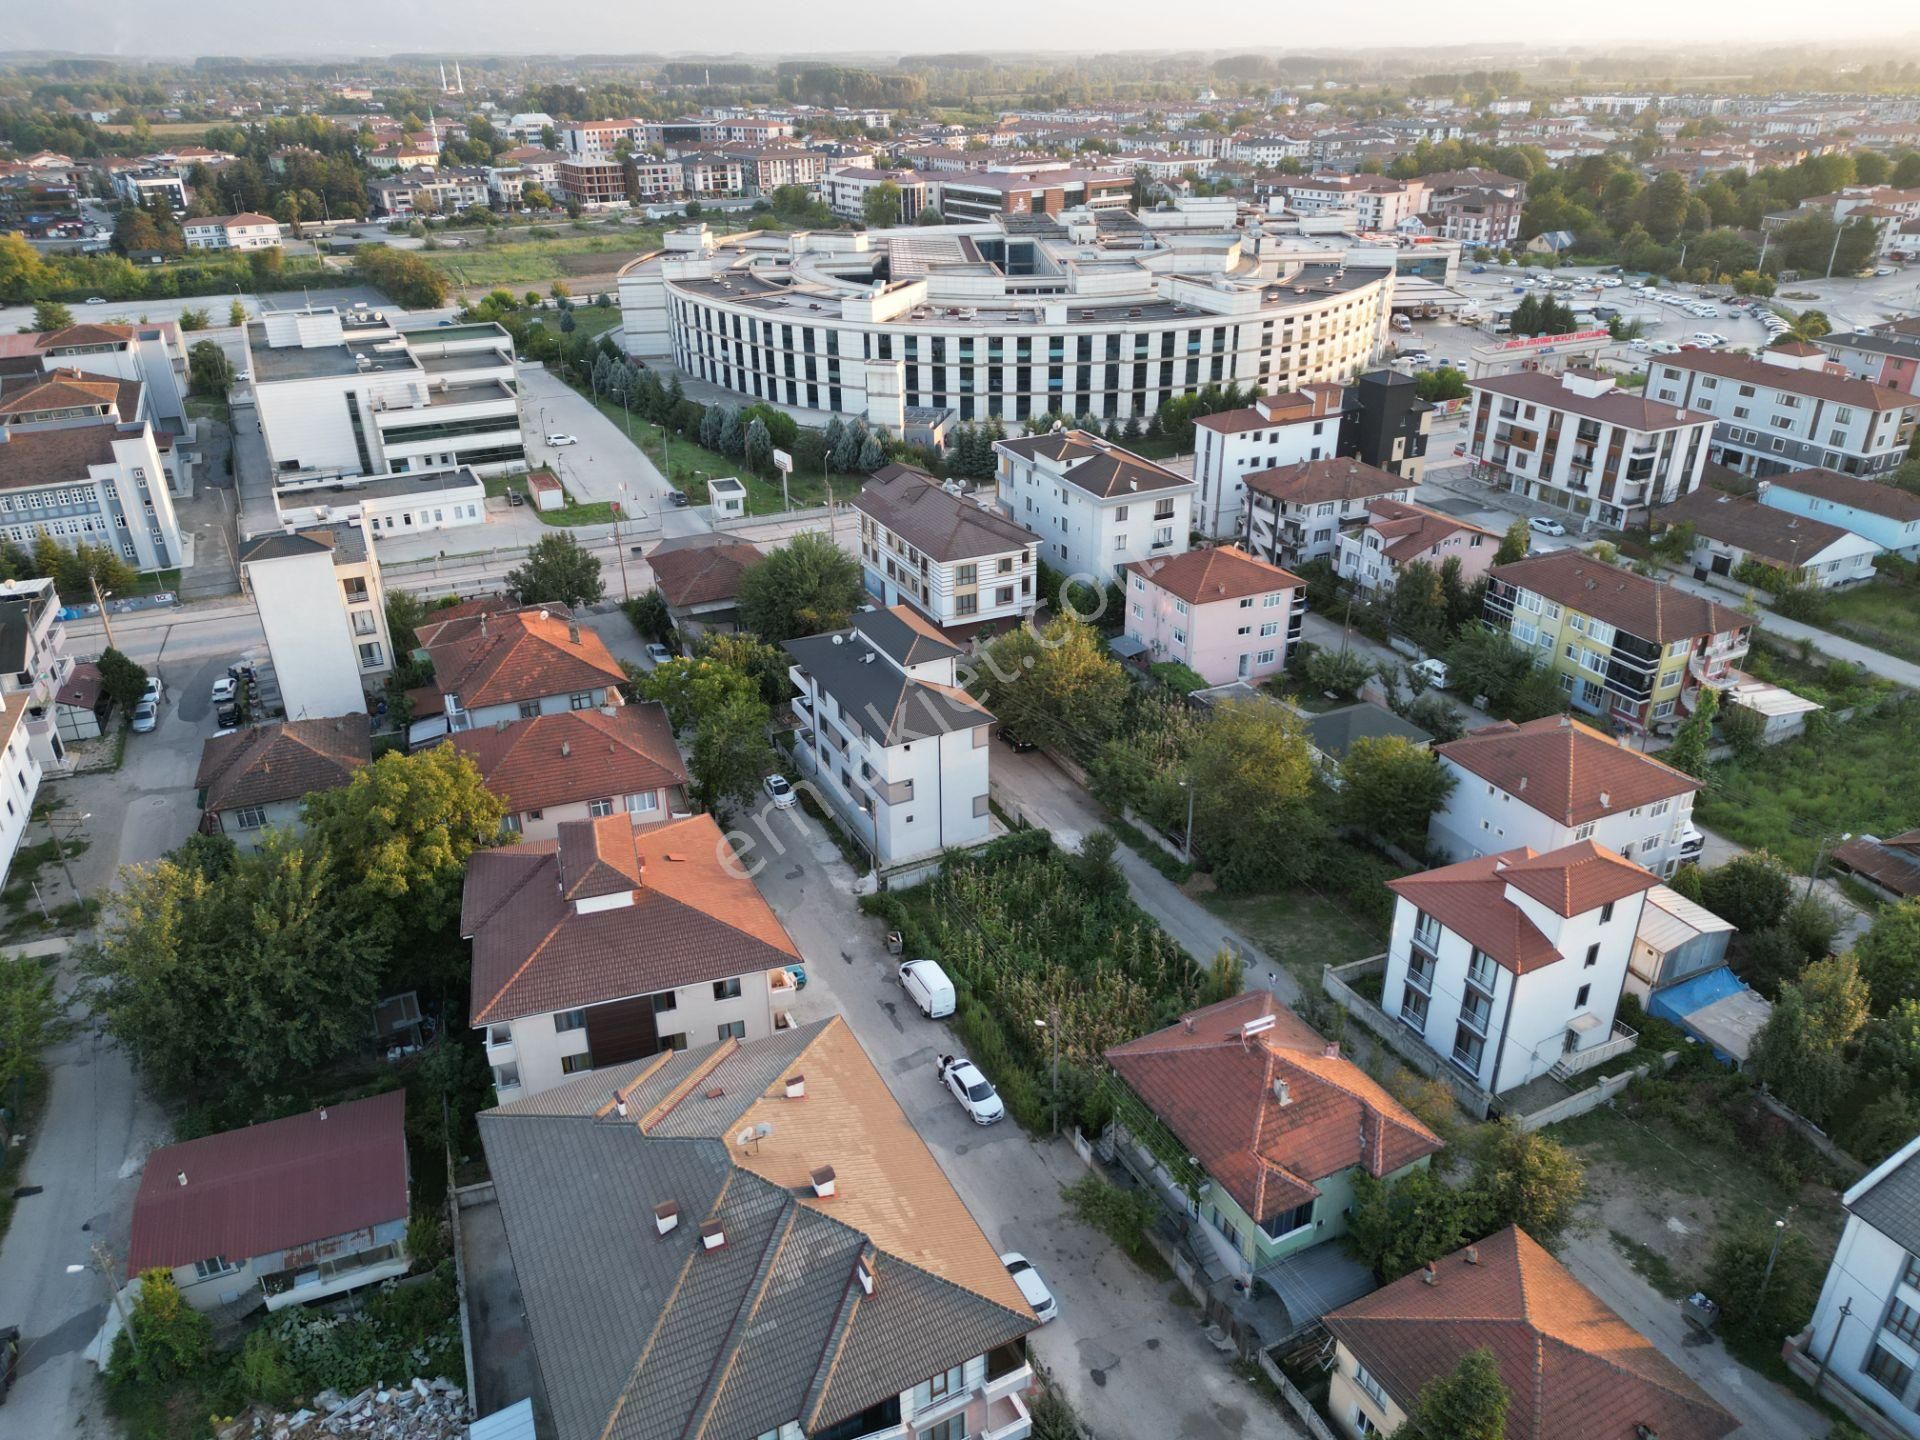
89;575;116;651
612;485;631;602
1178;778;1196;864
1033;1012;1061;1136
1759;1211;1795;1306
68;1243;139;1363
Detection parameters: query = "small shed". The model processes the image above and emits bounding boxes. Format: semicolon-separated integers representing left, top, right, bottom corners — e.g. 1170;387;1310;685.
525;468;565;513
55;662;108;742
1648;965;1772;1065
1722;678;1822;745
1626;883;1736;1000
708;475;748;520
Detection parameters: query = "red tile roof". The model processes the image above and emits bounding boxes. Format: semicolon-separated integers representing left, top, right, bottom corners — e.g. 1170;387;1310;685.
1362;497;1500;564
446;703;684;816
556;814;648;900
1436;716;1699;826
1124;545;1303;605
1489;550;1744;643
194;714;371;813
128;1091;409;1272
1494;839;1662;917
1104;992;1442;1223
1324;1226;1737;1440
1385;850;1562;974
425;605;624;711
645;534;766;608
1243;456;1408;507
463;813;799;1024
56;661;103;711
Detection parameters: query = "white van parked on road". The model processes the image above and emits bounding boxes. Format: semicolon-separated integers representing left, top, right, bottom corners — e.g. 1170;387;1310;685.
900;959;956;1019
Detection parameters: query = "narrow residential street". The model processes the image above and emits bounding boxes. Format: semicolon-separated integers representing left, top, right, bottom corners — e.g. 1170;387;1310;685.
744;801;1305;1440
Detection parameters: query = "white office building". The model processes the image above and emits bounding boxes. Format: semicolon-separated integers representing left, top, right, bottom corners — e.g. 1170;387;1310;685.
784;607;995;870
994;430;1193;582
238;525;393;719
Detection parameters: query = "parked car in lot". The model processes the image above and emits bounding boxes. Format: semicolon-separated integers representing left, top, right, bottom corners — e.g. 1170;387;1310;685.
544;433;578;446
506;488;525;507
1528;516;1567;536
646;642;675;666
665;489;688;507
210;675;237;704
1412;658;1450;690
142;676;163;705
1001;1253;1058;1322
131;699;158;733
938;1054;1005;1125
763;773;796;809
900;958;956;1018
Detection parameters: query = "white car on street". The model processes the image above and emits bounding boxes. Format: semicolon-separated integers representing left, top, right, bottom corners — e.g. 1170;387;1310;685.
210;675;237;704
1528;516;1567;537
1001;1253;1059;1322
938;1054;1005;1125
544;433;578;446
763;774;796;809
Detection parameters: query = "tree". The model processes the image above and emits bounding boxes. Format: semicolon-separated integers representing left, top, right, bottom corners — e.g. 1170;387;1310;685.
1413;366;1469;403
30;299;74;332
735;531;862;645
978;616;1132;758
916;207;945;226
1707;1218;1820;1345
86;834;384;1098
744;415;774;476
1470;1121;1584;1248
687;692;776;816
506;533;605;606
1699;851;1794;933
0;951;64;1109
858;431;889;471
1183;700;1315;854
111;1270;212;1386
383;589;429;654
1858;901;1920;1016
1661;688;1717;776
1401;1346;1509;1440
623;588;674;644
1347;1167;1475;1280
228;299;247;327
95;646;149;713
1751;953;1869;1124
1303;644;1375;700
1338;735;1456;852
0;232;52;302
1495;518;1530;564
638;652;762;732
187;339;234;399
176;307;210;332
862;180;903;229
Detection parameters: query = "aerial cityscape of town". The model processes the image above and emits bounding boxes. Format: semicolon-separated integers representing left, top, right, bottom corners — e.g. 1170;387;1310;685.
5;28;1920;1440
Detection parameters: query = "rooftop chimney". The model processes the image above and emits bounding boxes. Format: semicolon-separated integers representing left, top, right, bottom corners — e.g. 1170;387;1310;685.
1599;790;1612;809
784;1074;806;1100
177;1170;188;1187
810;1165;837;1199
1422;1262;1438;1286
569;620;581;645
616;1098;629;1119
699;1219;726;1251
654;1201;680;1236
855;1251;876;1295
561;740;571;759
1322;1041;1340;1060
1272;1078;1292;1107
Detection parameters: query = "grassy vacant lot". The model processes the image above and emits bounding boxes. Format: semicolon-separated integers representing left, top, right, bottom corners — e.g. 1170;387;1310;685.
1695;697;1920;869
425;226;661;291
1200;887;1385;993
1808;579;1920;665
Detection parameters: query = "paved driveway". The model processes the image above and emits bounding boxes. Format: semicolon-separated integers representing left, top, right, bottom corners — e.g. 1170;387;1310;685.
742;802;1303;1440
516;365;708;541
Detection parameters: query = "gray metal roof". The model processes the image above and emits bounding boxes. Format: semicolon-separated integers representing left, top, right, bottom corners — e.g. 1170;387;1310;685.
784;620;990;746
1303;702;1433;763
1850;1147;1920;1254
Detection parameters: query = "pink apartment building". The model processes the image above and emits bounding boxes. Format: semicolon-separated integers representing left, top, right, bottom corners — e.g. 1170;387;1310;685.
1123;545;1305;686
1335;497;1502;597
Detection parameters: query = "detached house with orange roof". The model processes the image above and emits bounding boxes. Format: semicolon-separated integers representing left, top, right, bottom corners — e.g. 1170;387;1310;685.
479;1017;1041;1440
465;812;802;1100
1121;545;1305;685
415;602;627;737
1333;496;1500;597
1383;839;1663;1097
1325;1226;1736;1440
1104;992;1442;1330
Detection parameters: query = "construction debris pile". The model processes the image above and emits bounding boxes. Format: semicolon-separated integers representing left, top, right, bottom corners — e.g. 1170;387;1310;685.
216;1378;467;1439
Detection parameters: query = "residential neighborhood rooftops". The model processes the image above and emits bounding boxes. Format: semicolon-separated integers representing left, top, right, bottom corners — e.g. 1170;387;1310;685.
644;534;766;609
463;813;798;1024
1324;1226;1737;1440
479;1016;1035;1440
1124;544;1303;604
1303;702;1432;762
129;1090;408;1273
194;713;372;814
1831;831;1920;900
784;608;989;746
857;464;1037;561
1436;716;1700;827
447;702;685;817
424;604;624;712
993;429;1191;498
1360;497;1500;563
0;420;127;492
1242;456;1407;507
1660;486;1858;567
1765;468;1920;524
1656;347;1916;410
1104;991;1442;1225
1490;549;1745;643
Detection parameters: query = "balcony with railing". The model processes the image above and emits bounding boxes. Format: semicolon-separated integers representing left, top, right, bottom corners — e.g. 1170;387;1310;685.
1550;1020;1639;1082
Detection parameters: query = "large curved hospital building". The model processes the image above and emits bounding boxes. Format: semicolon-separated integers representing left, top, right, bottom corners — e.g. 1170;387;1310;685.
617;202;1396;432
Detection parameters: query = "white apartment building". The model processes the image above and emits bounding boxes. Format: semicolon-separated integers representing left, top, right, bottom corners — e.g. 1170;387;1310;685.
1428;715;1704;877
1279;175;1427;230
994;430;1193;581
1193;383;1347;540
368;167;490;217
0;695;44;890
467;814;796;1099
0;578;73;769
272;466;488;540
821;166;928;223
1242;456;1413;569
1464;368;1717;530
855;464;1038;633
238;525;392;719
1383;840;1661;1096
1648;344;1920;479
1798;1135;1920;1438
181;212;283;251
245;308;524;481
558;118;644;159
784;607;994;870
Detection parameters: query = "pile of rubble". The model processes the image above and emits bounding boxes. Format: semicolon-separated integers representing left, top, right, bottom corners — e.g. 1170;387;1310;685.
217;1377;467;1439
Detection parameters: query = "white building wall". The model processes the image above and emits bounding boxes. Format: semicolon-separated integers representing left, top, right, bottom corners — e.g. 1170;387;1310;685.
244;549;373;720
0;715;45;890
996;451;1193;582
1193;415;1337;540
1806;1212;1920;1438
1429;761;1697;877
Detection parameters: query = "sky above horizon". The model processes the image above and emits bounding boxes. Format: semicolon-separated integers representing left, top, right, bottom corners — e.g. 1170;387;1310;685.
0;2;1897;63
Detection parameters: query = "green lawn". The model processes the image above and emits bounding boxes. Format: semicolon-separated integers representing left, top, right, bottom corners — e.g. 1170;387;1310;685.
1200;887;1384;993
425;228;662;290
482;470;616;526
1695;698;1920;869
1808;580;1920;665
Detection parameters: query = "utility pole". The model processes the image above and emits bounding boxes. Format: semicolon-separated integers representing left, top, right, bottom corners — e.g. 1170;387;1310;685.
1759;1209;1795;1307
69;1243;139;1364
1179;777;1196;864
1814;1297;1852;1392
48;810;87;900
1035;1011;1061;1136
88;573;116;650
611;490;631;602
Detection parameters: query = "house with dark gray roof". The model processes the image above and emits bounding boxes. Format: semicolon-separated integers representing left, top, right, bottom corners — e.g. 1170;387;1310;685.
856;464;1038;637
993;429;1195;581
1798;1134;1920;1437
479;1018;1039;1440
783;605;994;869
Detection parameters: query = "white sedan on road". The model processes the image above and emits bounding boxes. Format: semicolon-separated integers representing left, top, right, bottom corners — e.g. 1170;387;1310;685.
544;433;579;446
1001;1253;1059;1323
1528;516;1567;537
937;1054;1005;1125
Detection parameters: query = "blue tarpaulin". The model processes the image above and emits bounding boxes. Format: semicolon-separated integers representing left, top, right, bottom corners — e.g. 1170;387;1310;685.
1649;966;1771;1064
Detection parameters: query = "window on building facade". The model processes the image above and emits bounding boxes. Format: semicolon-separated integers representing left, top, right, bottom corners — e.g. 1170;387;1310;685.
232;805;268;830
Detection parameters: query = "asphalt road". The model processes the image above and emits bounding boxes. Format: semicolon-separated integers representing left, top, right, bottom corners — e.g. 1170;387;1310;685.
742;797;1303;1440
